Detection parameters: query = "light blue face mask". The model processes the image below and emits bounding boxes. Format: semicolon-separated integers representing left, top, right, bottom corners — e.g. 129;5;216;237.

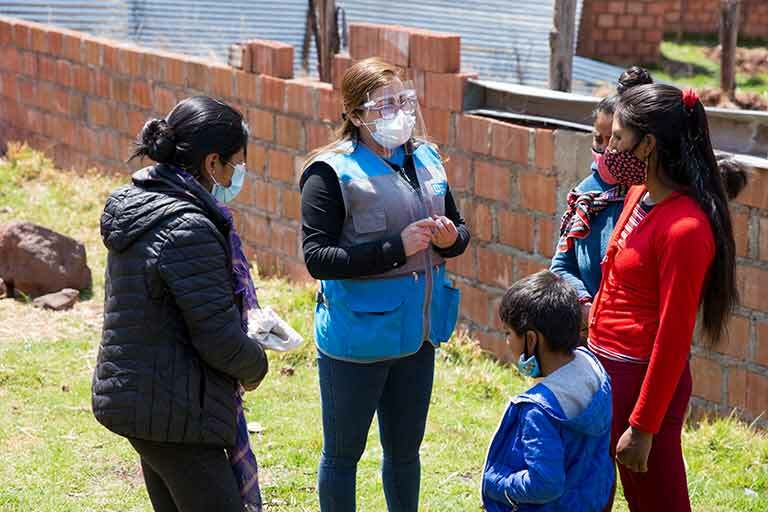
516;333;542;378
211;161;246;203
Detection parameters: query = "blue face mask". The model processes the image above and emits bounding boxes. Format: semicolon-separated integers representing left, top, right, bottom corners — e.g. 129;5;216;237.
211;161;246;203
516;333;542;378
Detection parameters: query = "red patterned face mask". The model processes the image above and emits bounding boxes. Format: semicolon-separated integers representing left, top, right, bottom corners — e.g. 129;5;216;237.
604;143;647;186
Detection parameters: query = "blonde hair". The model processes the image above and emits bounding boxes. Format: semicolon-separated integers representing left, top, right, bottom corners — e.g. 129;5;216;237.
304;57;399;167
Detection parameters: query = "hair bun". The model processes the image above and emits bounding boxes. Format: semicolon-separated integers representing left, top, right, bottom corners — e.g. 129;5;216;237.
139;118;176;163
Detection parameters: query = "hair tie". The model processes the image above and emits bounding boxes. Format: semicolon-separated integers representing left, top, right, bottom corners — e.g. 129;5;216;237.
682;88;699;111
341;112;348;121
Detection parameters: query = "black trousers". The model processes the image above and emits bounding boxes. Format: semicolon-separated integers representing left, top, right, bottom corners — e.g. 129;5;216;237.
128;438;244;512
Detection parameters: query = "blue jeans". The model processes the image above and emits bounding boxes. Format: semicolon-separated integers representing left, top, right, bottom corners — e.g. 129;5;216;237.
317;342;436;512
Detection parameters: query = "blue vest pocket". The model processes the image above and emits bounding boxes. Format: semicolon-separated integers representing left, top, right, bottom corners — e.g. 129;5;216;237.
430;280;460;343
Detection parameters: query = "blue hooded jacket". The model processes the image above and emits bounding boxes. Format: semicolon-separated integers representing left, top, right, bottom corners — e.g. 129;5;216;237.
482;348;614;511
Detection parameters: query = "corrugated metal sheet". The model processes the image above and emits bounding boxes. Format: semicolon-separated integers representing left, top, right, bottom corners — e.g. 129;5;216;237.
0;0;625;93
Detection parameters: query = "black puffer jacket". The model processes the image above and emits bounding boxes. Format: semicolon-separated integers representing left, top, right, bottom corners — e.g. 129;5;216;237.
92;164;268;448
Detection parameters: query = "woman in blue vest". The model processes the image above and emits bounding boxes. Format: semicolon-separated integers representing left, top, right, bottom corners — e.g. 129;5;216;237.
300;57;470;511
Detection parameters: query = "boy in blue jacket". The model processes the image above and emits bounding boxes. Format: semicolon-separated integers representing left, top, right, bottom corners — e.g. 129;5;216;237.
483;270;614;511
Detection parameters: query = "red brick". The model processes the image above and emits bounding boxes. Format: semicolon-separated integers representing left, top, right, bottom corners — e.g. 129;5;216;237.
475;330;513;362
618;16;637;29
272;222;300;257
285;79;317;117
463;200;493;242
332;53;353;92
606;1;626;14
61;32;83;63
515;256;548;280
248;39;294;78
38;55;57;82
210;64;234;99
143;52;163;79
87;98;111;127
117;47;145;77
732;210;750;257
235;71;260;105
746;372;768;416
11;22;30;50
597;14;616;28
756;322;768;367
275;115;304;150
0;47;20;73
243;214;271;246
100;43;119;71
261;75;286;111
644;30;664;43
1;74;18;101
282;188;302;221
130;80;152;109
443;153;471;192
605;29;624;42
186;60;210;91
268;149;296;183
737;169;768;209
737;265;768;312
282;259;314;283
458;283;492;325
126;108;148;138
92;70;112;98
163;57;186;87
420;108;452;146
478;247;515;288
84;38;102;67
760;217;768;261
456;114;492;155
691;355;723;404
535;129;554;170
474;160;511;202
246;143;267;176
247;109;274;142
410;29;461;73
637;15;656;29
379;25;411;67
317;84;338;122
520;173;557;214
491;121;529;164
537;216;557;258
349;23;381;60
17;79;37;108
716;315;751;359
499;210;533;251
29;26;47;53
55;59;73;87
306;122;333;151
424;72;477;112
153;86;178;116
244;178;279;213
446;245;476;279
72;64;92;94
21;51;38;76
627;3;644;15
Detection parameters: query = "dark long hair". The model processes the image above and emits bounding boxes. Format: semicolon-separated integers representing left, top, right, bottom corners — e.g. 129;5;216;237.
129;96;249;177
594;66;654;117
616;84;738;345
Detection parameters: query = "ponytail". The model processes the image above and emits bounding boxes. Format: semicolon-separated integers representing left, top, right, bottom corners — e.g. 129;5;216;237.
617;84;739;346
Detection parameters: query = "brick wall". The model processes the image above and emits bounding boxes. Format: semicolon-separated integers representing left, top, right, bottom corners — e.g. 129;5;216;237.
1;16;768;426
579;0;768;66
664;0;768;40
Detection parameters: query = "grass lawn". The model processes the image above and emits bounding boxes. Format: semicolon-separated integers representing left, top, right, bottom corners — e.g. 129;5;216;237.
1;145;768;511
646;39;768;95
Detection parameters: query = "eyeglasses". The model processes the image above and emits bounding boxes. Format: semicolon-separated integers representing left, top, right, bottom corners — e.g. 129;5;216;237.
360;89;419;120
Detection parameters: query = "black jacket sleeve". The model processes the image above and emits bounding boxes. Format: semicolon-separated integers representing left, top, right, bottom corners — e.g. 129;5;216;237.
300;162;407;280
435;186;471;258
157;215;268;388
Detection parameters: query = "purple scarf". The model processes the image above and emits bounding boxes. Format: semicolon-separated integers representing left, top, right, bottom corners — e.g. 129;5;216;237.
172;167;263;511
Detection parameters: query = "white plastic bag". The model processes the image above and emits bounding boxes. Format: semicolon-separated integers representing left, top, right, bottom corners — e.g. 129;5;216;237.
246;306;304;352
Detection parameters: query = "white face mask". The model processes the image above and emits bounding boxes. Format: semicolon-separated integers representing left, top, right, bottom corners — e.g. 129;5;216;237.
367;110;416;149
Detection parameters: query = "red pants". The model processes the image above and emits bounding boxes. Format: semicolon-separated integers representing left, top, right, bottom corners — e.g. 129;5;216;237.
597;356;692;512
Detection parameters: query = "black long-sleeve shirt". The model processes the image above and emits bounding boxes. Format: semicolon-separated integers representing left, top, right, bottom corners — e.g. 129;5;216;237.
300;160;470;280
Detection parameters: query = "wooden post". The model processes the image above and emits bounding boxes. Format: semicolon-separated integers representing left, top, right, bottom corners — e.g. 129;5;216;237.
315;0;339;83
549;0;576;92
720;0;741;100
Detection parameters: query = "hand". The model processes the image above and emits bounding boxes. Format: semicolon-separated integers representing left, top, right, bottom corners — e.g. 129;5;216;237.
581;302;592;330
430;215;459;249
616;426;653;472
401;218;437;257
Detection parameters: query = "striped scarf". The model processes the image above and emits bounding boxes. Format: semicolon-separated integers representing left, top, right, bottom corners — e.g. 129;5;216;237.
216;202;264;512
557;185;626;253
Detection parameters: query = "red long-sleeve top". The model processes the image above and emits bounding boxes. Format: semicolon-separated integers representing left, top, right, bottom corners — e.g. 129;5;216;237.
588;186;714;434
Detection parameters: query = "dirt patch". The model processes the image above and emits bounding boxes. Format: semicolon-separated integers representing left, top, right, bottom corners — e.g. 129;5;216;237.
705;45;768;75
697;87;768;110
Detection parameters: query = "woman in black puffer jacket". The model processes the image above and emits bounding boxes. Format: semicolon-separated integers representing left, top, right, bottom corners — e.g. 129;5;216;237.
93;96;268;512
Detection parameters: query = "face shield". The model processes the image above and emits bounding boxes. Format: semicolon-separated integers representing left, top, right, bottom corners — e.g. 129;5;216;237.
356;79;430;150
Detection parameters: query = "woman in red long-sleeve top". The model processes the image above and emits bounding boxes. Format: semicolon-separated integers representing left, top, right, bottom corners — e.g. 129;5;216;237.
588;84;740;512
